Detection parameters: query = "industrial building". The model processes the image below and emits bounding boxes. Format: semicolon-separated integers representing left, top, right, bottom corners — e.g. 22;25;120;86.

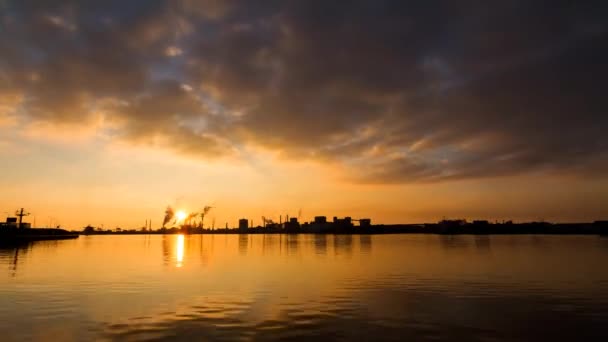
238;218;249;231
359;219;371;228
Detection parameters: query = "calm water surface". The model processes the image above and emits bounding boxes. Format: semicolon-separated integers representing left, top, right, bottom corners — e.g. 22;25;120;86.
1;234;608;341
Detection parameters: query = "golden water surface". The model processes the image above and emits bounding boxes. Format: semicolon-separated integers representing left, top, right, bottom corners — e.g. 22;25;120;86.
1;234;608;341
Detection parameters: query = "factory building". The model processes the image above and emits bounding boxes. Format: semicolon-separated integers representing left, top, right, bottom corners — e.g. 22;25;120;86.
1;218;32;229
285;217;300;231
238;218;249;231
359;219;371;228
314;216;327;224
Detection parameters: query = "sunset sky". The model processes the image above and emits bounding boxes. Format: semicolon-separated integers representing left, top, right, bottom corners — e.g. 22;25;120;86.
1;1;607;229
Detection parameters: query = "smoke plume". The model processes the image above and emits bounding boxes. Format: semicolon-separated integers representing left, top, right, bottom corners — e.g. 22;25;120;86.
200;205;213;228
162;206;174;228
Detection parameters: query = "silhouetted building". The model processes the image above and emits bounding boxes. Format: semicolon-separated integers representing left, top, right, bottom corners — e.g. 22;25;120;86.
309;216;330;233
333;216;352;225
333;216;354;231
1;217;18;229
239;218;249;231
285;217;300;231
473;220;489;226
359;218;371;228
438;219;467;233
440;219;467;226
595;221;608;233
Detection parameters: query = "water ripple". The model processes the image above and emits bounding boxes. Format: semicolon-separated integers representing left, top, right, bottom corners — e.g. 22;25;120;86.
1;235;608;341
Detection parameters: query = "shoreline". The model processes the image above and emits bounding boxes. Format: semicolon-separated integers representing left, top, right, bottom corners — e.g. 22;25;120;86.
79;222;608;236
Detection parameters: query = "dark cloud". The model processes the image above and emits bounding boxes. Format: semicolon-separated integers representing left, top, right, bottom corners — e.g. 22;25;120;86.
107;80;233;158
1;0;607;181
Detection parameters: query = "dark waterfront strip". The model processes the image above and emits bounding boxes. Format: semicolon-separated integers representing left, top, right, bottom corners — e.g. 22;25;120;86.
80;221;608;235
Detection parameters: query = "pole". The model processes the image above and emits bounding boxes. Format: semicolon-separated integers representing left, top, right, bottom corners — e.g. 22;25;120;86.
18;208;23;229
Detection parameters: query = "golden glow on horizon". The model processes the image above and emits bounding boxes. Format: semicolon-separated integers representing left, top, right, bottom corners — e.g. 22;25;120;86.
1;135;607;228
176;234;184;267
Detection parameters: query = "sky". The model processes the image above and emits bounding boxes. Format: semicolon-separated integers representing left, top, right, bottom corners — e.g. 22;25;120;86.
1;0;607;229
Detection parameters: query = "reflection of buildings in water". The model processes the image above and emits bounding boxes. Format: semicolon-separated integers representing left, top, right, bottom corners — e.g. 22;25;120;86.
277;234;299;255
198;235;210;266
82;235;94;249
314;234;327;255
260;234;269;255
143;234;151;248
359;235;372;254
474;235;491;252
286;234;299;255
599;235;608;250
0;243;32;277
260;234;279;255
333;235;353;256
162;235;170;266
238;234;249;255
438;235;470;250
529;235;551;248
11;249;19;276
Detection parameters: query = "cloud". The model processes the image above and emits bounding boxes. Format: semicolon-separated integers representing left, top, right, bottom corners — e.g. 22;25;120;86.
105;80;235;158
164;46;183;57
0;88;22;127
1;0;607;182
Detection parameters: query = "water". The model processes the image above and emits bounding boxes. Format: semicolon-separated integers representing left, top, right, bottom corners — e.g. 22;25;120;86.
1;234;608;341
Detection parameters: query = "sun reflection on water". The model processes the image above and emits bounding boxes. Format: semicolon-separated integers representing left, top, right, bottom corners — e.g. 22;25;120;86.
176;234;184;267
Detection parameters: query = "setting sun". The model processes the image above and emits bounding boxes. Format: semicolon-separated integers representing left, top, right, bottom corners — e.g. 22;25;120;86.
175;210;188;223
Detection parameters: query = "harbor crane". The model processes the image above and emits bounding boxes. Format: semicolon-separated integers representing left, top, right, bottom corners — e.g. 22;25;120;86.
15;208;30;229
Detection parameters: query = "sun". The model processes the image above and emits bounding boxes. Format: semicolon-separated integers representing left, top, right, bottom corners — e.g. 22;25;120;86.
175;210;188;223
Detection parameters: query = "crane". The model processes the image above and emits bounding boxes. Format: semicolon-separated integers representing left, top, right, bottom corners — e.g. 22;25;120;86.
15;208;30;229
